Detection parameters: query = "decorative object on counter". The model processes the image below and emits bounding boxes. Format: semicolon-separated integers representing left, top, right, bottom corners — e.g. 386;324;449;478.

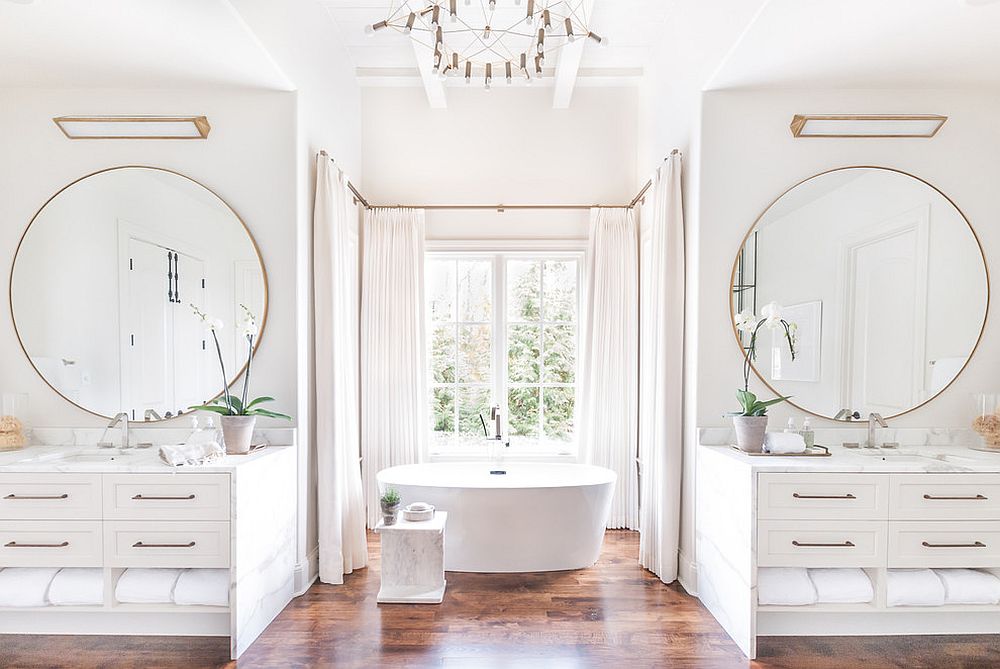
189;305;291;454
972;393;1000;450
159;441;225;467
799;417;815;448
762;431;806;454
380;487;402;526
730;444;830;457
0;393;28;452
403;502;435;522
727;302;797;452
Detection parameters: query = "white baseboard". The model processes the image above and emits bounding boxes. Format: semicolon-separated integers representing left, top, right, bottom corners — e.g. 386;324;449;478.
678;550;698;596
293;545;319;596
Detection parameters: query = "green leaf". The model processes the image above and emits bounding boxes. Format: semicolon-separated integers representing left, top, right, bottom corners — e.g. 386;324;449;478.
189;405;233;416
245;396;275;410
228;395;244;414
735;389;757;414
247;408;292;420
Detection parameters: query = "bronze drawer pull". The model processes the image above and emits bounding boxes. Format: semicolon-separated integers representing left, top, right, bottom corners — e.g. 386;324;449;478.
921;541;986;549
792;493;856;500
132;541;196;548
792;540;855;548
4;493;69;500
4;541;69;548
923;494;988;501
131;494;195;501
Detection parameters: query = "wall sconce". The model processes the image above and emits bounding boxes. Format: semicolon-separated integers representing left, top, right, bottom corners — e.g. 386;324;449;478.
53;116;211;139
790;114;947;138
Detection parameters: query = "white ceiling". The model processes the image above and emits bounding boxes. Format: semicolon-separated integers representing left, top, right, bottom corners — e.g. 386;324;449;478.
0;0;291;89
708;0;1000;90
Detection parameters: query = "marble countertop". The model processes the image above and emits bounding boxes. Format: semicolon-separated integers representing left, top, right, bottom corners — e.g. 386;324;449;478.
0;442;292;473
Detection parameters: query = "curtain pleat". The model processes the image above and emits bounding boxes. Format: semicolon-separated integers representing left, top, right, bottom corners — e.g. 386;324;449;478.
580;207;640;530
313;154;368;584
360;208;427;528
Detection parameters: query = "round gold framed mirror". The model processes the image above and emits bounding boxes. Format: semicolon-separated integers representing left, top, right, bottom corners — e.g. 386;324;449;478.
730;166;988;421
9;166;268;421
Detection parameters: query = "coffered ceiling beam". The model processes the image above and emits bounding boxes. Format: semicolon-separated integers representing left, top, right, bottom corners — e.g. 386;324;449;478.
552;0;596;109
406;0;447;108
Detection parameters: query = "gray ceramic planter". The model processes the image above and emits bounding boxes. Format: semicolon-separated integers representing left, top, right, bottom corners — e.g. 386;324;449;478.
733;415;768;453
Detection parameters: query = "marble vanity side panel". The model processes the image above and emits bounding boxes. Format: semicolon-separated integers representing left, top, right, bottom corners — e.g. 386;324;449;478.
231;445;297;659
697;445;755;658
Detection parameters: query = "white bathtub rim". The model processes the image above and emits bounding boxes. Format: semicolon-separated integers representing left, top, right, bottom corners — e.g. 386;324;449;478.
376;462;616;490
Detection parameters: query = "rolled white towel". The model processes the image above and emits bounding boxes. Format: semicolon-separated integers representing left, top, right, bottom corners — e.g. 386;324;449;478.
173;569;230;607
808;568;874;604
159;442;224;467
935;569;1000;605
115;568;183;604
758;567;817;606
0;567;60;607
886;569;945;607
763;432;807;454
48;568;104;606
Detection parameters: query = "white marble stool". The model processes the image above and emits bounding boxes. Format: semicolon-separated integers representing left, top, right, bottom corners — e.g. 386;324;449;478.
375;512;447;604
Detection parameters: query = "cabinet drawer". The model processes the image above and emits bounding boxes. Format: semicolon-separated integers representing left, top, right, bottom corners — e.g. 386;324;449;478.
758;473;888;520
890;474;1000;520
889;521;1000;568
758;519;885;567
103;474;230;521
0;520;102;567
0;473;102;520
104;520;230;568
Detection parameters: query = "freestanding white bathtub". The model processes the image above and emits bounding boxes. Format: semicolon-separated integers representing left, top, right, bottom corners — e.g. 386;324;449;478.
376;462;616;573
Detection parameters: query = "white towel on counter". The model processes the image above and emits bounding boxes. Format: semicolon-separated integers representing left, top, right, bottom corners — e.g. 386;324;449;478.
887;569;945;607
48;568;104;606
0;567;60;607
808;568;874;604
935;569;1000;605
763;432;807;454
757;567;817;606
159;442;224;467
173;569;230;607
115;568;183;604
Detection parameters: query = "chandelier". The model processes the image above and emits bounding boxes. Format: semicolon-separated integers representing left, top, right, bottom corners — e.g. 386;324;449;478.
365;1;605;89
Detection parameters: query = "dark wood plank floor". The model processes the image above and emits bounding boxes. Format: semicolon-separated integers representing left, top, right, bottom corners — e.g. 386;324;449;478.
1;531;997;668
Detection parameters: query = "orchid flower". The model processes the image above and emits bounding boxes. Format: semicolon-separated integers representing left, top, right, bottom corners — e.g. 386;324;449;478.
760;302;783;329
732;302;798;415
734;309;757;333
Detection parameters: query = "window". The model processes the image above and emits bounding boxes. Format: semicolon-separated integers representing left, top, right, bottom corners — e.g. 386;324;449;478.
426;252;582;454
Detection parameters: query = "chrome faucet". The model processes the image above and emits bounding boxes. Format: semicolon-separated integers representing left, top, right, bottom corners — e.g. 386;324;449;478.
835;408;861;421
107;412;131;450
866;413;887;449
489;405;503;441
144;409;162;421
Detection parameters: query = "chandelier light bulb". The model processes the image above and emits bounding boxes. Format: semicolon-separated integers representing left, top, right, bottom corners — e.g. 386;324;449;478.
505;60;512;84
364;20;387;36
404;12;415;33
587;31;606;47
525;0;535;23
484;25;491;40
465;60;472;83
449;0;458;22
565;18;575;41
430;4;440;27
489;0;496;9
543;9;551;30
537;28;544;53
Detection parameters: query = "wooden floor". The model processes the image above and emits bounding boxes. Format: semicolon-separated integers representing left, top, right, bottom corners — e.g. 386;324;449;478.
2;531;997;668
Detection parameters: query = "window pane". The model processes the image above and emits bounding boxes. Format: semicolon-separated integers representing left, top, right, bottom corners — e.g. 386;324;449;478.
507;260;541;322
457;260;491;322
429;387;455;433
458;386;491;436
543;325;576;383
508;386;540;437
507;324;541;383
427;260;456;322
429;326;456;383
543;260;577;322
543;387;575;441
458;325;491;383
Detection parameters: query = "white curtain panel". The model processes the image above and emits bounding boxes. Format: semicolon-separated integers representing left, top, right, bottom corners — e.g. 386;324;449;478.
360;207;428;528
313;154;368;584
581;207;640;530
638;152;685;583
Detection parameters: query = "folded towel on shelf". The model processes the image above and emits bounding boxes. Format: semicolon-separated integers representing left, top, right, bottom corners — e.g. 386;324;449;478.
48;568;104;606
757;567;817;606
763;432;807;454
159;442;224;467
808;568;874;604
115;568;183;604
887;569;945;607
935;569;1000;605
173;569;230;607
0;567;60;607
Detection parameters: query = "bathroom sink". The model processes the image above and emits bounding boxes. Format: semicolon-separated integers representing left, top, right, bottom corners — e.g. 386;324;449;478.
22;448;152;464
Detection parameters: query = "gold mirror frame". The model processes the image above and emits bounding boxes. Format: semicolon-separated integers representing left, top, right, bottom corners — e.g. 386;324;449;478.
8;165;270;422
729;165;990;422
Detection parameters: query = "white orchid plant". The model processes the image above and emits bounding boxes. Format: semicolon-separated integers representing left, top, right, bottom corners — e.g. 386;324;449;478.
188;304;291;420
728;302;797;417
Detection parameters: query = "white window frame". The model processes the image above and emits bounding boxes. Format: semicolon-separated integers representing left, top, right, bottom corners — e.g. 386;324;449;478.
425;238;587;462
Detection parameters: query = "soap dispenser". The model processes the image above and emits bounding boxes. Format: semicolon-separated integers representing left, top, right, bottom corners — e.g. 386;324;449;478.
783;417;797;433
800;417;815;449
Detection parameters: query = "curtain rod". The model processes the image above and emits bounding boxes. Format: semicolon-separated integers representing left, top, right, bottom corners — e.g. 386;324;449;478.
319;149;680;212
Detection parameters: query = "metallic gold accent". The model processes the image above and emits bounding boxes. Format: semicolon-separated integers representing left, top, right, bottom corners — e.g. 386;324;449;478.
790;114;948;138
921;541;986;548
132;541;197;548
53;116;211;140
4;541;69;548
132;494;196;501
923;494;988;501
4;493;69;500
792;493;856;500
792;540;855;548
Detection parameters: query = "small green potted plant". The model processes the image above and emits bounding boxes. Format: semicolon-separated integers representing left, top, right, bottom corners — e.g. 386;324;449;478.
380;488;402;526
189;304;291;454
728;302;797;452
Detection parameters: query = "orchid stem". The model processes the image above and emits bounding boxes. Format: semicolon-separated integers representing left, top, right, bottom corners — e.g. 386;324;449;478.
211;330;232;415
241;334;253;412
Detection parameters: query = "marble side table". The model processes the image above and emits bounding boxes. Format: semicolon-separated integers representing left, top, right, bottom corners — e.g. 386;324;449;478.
375;512;447;604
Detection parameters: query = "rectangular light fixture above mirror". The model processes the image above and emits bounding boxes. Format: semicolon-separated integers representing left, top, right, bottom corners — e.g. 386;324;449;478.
790;114;947;138
53;116;211;139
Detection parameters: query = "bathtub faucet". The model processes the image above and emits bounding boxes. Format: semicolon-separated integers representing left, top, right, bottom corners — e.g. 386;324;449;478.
489;405;503;441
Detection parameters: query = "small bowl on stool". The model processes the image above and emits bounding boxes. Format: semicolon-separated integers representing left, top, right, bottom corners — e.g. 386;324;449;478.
403;502;435;522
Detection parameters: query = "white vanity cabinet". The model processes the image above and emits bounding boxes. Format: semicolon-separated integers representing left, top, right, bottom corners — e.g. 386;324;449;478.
0;440;296;660
697;442;1000;659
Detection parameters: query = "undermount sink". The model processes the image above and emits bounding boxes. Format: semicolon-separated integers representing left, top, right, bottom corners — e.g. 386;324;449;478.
22;448;152;463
